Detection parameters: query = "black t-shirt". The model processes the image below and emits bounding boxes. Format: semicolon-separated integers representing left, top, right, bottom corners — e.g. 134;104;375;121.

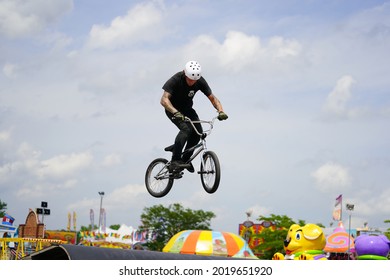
162;71;212;112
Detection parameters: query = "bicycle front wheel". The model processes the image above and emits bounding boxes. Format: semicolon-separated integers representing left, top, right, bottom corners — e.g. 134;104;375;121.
145;158;174;198
200;151;221;194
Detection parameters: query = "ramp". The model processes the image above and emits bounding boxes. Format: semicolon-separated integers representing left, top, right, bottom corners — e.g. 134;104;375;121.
24;244;242;260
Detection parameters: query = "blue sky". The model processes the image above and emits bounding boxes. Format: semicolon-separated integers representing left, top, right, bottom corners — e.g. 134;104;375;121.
1;0;389;234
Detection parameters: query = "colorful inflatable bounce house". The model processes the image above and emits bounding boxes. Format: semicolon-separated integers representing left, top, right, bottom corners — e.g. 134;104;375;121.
272;224;327;260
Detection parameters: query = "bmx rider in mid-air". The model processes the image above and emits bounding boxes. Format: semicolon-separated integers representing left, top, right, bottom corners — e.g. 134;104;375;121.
160;60;228;173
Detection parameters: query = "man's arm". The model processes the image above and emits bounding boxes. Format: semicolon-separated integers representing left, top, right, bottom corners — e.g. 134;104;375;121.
207;94;224;112
160;91;178;114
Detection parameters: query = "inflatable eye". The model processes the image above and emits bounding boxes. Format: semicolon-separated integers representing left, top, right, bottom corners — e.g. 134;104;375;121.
296;232;301;240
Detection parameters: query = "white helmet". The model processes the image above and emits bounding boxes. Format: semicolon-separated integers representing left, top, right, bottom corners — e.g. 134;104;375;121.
184;61;202;80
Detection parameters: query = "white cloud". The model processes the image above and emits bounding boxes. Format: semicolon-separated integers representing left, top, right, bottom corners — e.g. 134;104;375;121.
0;130;11;142
67;197;96;212
107;184;146;208
219;31;263;67
0;143;93;183
321;75;390;121
16;179;78;198
311;162;351;193
36;152;93;179
343;2;390;39
0;0;73;38
358;188;390;216
0;143;41;182
86;2;165;49
183;31;302;72
323;75;355;117
17;142;41;160
102;154;122;167
268;36;302;58
0;161;22;183
3;63;18;78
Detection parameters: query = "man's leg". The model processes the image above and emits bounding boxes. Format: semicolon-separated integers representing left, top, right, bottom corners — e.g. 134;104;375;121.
172;121;191;161
165;111;192;171
182;122;202;160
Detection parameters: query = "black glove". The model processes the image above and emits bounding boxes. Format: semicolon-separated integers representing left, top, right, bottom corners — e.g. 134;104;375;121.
218;111;228;121
173;111;185;121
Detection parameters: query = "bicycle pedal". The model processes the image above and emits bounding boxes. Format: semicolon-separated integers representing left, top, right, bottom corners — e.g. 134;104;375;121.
170;172;183;179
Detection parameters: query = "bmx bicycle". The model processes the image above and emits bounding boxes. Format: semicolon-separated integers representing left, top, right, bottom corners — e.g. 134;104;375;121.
145;116;221;198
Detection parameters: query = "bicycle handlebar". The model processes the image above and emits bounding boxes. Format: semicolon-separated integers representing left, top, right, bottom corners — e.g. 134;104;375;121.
184;116;218;137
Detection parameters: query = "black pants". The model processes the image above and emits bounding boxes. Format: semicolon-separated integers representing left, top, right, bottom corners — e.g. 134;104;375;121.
165;109;203;161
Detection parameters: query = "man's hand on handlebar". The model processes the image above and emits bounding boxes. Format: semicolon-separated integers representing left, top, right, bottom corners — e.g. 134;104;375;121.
217;111;228;121
173;111;185;121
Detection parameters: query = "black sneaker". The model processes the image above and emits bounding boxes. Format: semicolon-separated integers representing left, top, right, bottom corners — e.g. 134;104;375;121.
169;171;183;179
185;162;195;173
169;160;190;172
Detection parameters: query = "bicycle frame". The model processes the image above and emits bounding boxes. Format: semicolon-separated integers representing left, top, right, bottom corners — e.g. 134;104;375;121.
183;141;204;165
154;116;218;179
182;116;217;169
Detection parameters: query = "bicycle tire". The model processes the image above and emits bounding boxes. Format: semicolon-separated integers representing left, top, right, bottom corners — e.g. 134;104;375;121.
200;151;221;194
145;158;174;198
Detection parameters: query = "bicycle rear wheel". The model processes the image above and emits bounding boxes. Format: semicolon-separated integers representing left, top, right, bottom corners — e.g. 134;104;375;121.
200;151;220;194
145;158;174;198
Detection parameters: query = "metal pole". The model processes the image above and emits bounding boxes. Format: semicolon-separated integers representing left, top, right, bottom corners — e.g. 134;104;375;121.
348;213;351;260
41;211;45;238
346;203;354;260
98;192;104;232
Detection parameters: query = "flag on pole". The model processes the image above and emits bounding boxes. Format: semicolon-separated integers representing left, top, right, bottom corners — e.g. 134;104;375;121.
2;214;15;226
90;209;94;230
73;211;77;231
332;194;342;221
101;208;106;232
67;212;71;231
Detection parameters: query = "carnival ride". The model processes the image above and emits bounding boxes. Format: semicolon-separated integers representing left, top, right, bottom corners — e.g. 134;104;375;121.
354;234;390;260
272;224;328;260
163;230;258;259
0;237;64;260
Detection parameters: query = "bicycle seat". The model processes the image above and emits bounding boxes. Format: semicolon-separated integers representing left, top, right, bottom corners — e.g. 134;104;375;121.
164;144;174;152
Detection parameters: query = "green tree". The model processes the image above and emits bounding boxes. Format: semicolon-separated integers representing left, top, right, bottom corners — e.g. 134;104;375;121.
109;224;121;230
253;214;296;260
316;223;326;228
0;199;7;217
138;203;216;251
79;224;121;232
253;215;326;259
80;225;98;231
384;220;390;240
